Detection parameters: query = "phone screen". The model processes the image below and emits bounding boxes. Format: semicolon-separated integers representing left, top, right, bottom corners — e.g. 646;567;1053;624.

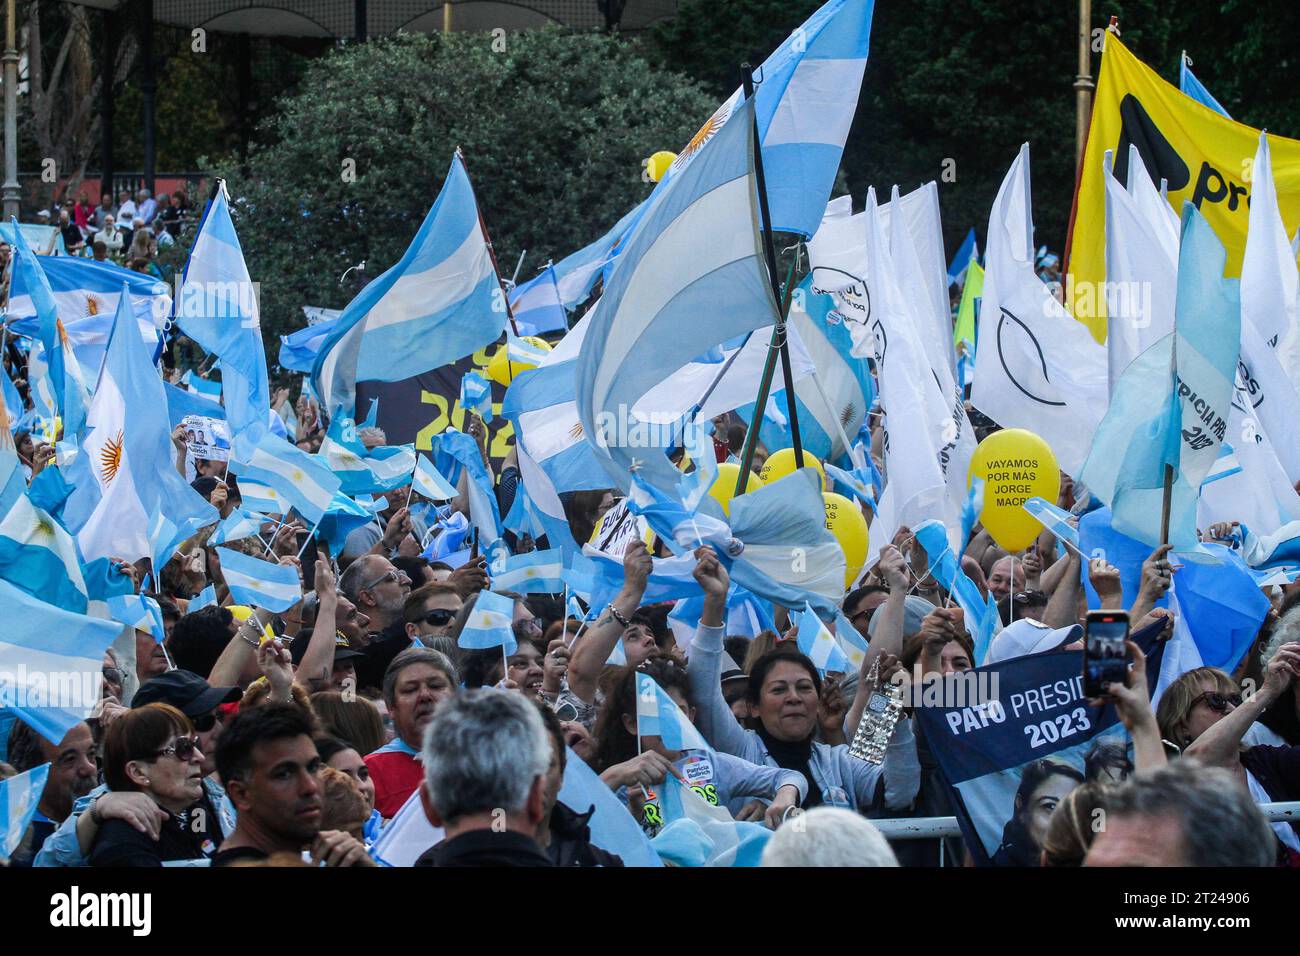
1083;614;1130;698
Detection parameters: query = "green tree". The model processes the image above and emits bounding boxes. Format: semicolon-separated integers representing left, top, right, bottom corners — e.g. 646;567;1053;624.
205;29;715;370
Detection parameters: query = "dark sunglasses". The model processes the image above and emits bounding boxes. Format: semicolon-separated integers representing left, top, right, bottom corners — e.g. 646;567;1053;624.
1192;691;1243;714
155;734;202;761
102;667;123;685
1010;590;1049;606
191;712;218;733
422;608;457;627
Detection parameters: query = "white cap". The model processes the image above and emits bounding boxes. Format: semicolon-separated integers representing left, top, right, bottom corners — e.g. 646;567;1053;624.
986;619;1082;664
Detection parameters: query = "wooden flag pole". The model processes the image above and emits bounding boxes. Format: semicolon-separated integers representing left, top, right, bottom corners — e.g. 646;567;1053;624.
735;261;797;495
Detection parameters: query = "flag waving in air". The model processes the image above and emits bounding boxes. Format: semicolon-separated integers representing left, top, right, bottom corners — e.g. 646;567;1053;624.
313;152;504;418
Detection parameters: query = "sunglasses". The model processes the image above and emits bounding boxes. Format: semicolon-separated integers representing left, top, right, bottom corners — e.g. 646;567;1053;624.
155;734;202;762
1192;691;1243;714
422;608;457;627
361;569;401;591
191;712;217;733
102;667;123;685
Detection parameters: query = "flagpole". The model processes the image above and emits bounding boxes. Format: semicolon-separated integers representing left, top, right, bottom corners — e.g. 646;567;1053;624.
735;260;797;494
744;65;804;464
734;62;805;494
457;147;521;381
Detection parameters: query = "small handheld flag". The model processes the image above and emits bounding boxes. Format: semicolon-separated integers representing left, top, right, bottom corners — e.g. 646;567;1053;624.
795;603;851;675
216;547;303;613
635;672;709;752
457;590;517;654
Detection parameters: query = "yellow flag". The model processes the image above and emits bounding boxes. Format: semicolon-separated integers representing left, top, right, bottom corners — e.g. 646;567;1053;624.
1067;33;1300;341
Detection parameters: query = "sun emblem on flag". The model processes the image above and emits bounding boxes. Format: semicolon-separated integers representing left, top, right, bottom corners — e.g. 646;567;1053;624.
86;294;101;316
840;402;857;430
674;102;732;169
56;318;71;348
568;421;584;440
99;431;124;483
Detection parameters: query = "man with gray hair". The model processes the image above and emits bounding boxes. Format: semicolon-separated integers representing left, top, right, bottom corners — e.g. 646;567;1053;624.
415;689;554;867
1085;760;1276;867
760;807;899;867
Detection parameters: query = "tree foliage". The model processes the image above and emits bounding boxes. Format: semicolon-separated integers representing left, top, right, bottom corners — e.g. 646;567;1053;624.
206;29;715;362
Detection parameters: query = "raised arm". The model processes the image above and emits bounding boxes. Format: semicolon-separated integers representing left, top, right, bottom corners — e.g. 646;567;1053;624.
1102;639;1166;773
1185;643;1300;769
1041;549;1082;629
567;540;650;704
296;558;339;691
1127;544;1173;626
846;544;907;739
685;546;752;757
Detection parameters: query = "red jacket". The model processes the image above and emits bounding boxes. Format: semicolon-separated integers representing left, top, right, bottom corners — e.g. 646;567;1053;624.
364;739;423;820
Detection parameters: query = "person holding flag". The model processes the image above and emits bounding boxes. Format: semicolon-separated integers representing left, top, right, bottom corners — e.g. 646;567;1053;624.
589;660;805;833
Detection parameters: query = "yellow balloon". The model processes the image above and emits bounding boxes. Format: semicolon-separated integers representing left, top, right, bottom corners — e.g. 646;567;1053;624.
967;429;1061;551
760;447;825;489
486;337;552;387
709;463;764;516
645;150;677;183
823;492;868;589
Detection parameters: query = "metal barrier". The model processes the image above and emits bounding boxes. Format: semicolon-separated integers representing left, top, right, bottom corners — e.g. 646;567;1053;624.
873;801;1300;841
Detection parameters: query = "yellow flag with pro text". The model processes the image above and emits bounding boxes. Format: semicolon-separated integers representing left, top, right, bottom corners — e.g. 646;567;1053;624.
1067;33;1300;341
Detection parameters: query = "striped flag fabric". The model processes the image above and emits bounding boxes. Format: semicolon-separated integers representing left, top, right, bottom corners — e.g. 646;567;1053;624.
210;507;267;546
795;602;851;675
635;672;709;752
0;491;89;613
0;762;50;864
189;583;218;612
216;547;303;613
457;590;517;653
106;593;167;643
509;265;568;336
1022;497;1081;552
412;454;457;502
490;548;564;594
459;370;494;423
228;435;340;524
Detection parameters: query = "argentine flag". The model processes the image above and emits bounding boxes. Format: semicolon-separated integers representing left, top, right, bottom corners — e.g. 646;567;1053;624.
106;593;167;644
1;762;50;864
458;590;517;653
319;411;417;496
551;201;646;310
65;293;218;563
509;265;568;336
216;547;303;613
210;507;267;546
635;672;709;752
313;153;503;417
576;96;781;495
0;576;124;744
278;311;341;373
490;548;565;594
459;370;494;424
0;491;89;613
411;453;458;502
227;436;340;525
795;603;851;675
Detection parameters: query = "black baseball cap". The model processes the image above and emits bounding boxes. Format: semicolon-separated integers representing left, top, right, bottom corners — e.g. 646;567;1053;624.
289;629;366;667
133;669;241;716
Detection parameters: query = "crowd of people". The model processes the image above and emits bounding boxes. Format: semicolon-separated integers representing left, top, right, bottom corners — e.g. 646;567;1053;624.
41;185;195;279
0;366;1296;869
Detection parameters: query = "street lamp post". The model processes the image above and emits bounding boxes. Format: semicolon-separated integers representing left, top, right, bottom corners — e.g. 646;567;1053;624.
2;0;20;221
1074;0;1095;171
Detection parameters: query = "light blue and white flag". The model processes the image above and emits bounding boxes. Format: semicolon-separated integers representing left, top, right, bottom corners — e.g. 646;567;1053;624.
1022;497;1080;552
210;507;267;546
216;547;303;612
313;153;503;417
557;745;661;866
651;0;875;239
0;491;89;613
7;221;90;440
1179;53;1231;118
173;185;270;453
1200;444;1242;487
1238;520;1300;570
490;548;564;594
825;460;876;510
227;435;340;524
552;201;646;309
411;453;458;502
429;430;502;542
576;96;781;495
458;370;494;423
635;672;709;752
457;590;517;653
235;475;287;516
0;577;124;743
64;293;218;563
947;227;979;286
106;593;167;643
278;311;341;373
795;603;851;675
317;491;377;559
914;519;1000;663
318;410;417;496
189;582;218;612
509;265;568;336
1081;203;1240;549
0;762;50;864
182;371;223;401
7;255;169;382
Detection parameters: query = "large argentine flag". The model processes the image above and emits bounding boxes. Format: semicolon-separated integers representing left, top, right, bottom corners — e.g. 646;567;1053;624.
313;153;503;417
658;0;875;239
7;256;170;380
576;97;780;494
